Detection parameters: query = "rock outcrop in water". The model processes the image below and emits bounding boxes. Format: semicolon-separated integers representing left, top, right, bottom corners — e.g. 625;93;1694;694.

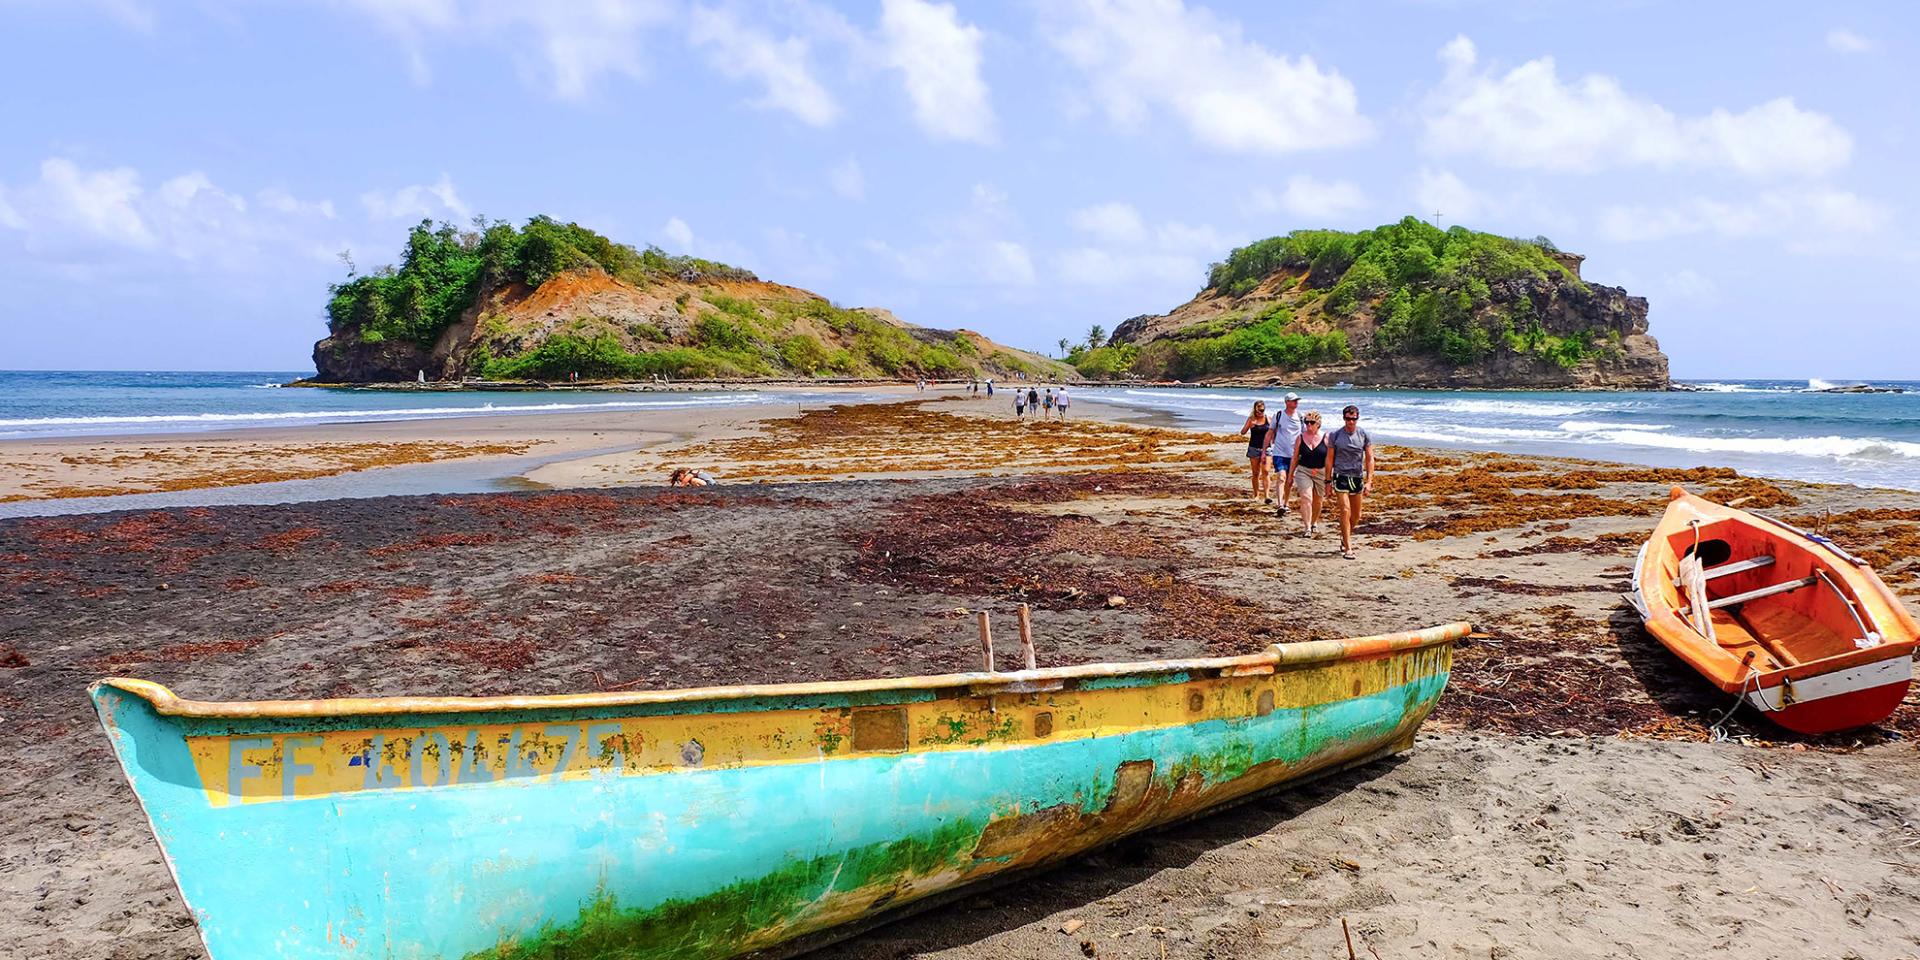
1088;217;1668;390
310;217;1071;384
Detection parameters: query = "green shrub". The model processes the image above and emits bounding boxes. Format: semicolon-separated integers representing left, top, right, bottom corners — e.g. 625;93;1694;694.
1073;344;1139;380
779;334;829;374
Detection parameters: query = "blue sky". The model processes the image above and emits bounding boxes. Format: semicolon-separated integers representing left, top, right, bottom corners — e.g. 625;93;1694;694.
0;0;1912;378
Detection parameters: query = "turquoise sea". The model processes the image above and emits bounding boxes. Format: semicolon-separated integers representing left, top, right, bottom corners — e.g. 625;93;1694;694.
3;371;1919;500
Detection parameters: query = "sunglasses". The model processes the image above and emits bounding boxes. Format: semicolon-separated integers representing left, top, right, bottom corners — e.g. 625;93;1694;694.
1343;415;1359;421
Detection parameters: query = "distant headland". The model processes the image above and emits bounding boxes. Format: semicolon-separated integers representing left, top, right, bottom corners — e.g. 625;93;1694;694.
304;217;1072;386
1068;216;1670;390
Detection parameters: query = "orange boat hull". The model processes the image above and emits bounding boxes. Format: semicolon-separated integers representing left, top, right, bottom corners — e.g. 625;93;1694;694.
1629;488;1919;734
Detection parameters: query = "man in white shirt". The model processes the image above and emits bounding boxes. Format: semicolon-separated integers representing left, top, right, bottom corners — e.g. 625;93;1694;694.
1269;392;1304;515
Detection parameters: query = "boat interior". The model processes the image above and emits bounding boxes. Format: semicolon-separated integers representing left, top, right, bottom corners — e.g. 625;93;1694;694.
1659;518;1881;673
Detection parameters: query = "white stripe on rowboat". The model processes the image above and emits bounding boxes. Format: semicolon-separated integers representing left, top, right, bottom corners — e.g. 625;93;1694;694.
1744;657;1912;711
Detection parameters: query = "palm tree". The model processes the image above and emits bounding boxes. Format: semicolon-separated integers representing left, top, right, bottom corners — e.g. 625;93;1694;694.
1086;325;1106;349
1057;338;1072;357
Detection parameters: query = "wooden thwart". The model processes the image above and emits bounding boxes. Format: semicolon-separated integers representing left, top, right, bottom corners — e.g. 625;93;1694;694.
1679;576;1818;616
1671;554;1774;587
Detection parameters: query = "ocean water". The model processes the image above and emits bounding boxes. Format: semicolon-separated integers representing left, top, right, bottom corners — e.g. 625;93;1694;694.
1081;380;1920;491
0;370;837;439
4;372;1919;496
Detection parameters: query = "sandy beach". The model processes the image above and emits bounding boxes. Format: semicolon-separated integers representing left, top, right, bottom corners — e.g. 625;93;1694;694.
4;395;1919;959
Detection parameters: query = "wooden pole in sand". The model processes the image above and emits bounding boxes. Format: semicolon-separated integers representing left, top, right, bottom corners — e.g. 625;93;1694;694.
977;611;995;672
1017;603;1036;671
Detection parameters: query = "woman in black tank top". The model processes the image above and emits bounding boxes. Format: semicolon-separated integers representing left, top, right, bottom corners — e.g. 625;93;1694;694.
1285;411;1330;536
1237;400;1274;502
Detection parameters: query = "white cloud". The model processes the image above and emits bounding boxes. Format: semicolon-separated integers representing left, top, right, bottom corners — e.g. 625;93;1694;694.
1826;28;1872;54
1056;200;1226;286
1070;202;1148;246
829;157;865;200
1424;35;1852;179
338;0;672;99
0;157;345;271
984;240;1036;285
1597;188;1891;247
1411;168;1485;222
879;0;995;143
688;6;839;126
1042;0;1370;155
1155;221;1229;255
865;182;1034;287
33;158;155;247
258;187;336;220
661;216;695;252
158;172;246;214
1267;175;1367;220
360;174;469;222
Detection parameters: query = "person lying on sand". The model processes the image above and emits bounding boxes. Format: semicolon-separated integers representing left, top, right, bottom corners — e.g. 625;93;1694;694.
1237;400;1274;503
1329;404;1373;560
668;467;715;487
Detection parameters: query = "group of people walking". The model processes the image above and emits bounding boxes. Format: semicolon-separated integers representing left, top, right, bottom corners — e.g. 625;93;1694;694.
1013;385;1070;419
1238;393;1373;560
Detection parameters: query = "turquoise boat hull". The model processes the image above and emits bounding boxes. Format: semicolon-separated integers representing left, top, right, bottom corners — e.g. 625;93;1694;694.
91;623;1465;959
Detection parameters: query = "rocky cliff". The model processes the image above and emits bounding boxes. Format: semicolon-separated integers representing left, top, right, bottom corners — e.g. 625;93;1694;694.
311;217;1071;384
1095;217;1668;389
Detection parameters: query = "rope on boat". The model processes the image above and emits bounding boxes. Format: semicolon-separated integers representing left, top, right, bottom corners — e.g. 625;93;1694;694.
1708;668;1762;742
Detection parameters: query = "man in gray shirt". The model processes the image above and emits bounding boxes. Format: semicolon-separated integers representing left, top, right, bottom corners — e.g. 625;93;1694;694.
1328;404;1373;560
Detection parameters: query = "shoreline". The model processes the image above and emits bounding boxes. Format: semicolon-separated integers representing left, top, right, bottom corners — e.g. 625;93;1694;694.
6;388;1917;514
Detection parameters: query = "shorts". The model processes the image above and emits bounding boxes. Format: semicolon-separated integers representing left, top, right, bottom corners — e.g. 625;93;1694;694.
1333;473;1365;495
1271;454;1292;473
1294;470;1327;497
1246;446;1265;461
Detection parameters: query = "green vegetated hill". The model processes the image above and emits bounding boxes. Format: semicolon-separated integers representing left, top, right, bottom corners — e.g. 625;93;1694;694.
312;217;1072;383
1076;216;1668;388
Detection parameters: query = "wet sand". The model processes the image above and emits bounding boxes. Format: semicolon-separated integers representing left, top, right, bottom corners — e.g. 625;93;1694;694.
3;398;1918;958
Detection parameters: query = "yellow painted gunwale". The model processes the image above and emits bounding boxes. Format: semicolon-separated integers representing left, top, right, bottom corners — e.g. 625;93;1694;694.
97;623;1471;719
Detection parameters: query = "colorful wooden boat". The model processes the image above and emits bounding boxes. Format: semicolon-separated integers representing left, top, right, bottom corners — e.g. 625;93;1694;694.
1628;487;1920;734
91;623;1465;960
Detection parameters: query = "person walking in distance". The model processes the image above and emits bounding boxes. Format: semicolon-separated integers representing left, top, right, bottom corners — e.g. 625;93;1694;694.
1328;404;1373;560
1014;388;1027;418
1055;386;1071;419
1270;391;1303;514
1027;385;1040;416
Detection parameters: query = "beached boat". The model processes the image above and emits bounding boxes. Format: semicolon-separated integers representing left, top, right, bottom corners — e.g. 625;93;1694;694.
1628;487;1920;734
91;623;1466;960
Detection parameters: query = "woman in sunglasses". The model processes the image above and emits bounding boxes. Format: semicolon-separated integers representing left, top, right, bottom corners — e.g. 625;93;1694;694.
1327;404;1372;559
1283;410;1329;536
